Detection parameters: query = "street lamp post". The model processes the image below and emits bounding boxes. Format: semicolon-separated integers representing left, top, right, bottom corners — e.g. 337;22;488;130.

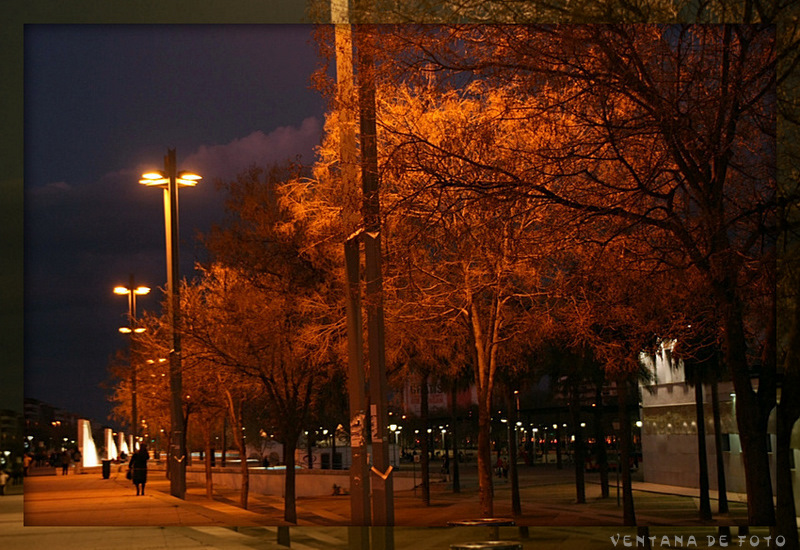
140;149;200;499
389;424;402;466
114;276;150;451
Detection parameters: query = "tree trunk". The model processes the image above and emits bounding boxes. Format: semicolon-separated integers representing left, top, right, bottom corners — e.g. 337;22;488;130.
595;385;610;498
277;526;291;547
224;390;248;510
506;384;521;516
570;381;586;504
719;289;776;525
775;274;800;548
420;372;430;506
237;420;249;510
451;384;461;493
555;421;563;470
469;292;498;517
183;410;191;471
736;409;776;525
694;377;712;521
477;391;494;517
710;377;729;514
775;403;800;550
443;421;450;476
284;436;298;523
307;430;315;469
221;416;227;468
203;423;213;499
525;412;533;466
617;380;636;526
331;427;338;470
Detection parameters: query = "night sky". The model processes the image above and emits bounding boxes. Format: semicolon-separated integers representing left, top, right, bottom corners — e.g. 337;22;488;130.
22;24;326;425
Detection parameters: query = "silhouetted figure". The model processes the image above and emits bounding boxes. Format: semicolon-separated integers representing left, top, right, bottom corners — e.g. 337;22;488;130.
60;451;70;475
128;444;150;496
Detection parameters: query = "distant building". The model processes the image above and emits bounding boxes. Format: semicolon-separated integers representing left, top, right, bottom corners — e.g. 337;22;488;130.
0;408;24;465
639;341;800;512
402;379;477;417
24;397;82;452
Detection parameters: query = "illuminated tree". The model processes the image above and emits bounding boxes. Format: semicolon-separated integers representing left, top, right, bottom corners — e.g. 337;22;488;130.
372;82;563;516
309;0;786;25
362;23;783;525
194;163;346;523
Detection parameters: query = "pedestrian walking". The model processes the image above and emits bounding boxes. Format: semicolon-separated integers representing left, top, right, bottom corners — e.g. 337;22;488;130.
60;451;70;475
23;453;32;477
128;444;150;496
0;469;8;495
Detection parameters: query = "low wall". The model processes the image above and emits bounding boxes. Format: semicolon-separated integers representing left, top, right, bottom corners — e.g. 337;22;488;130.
186;466;416;498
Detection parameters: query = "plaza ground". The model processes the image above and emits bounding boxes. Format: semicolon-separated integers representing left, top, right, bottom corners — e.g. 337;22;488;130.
4;462;785;549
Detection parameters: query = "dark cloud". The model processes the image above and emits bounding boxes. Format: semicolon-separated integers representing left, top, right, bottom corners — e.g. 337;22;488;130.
24;24;325;423
184;116;322;180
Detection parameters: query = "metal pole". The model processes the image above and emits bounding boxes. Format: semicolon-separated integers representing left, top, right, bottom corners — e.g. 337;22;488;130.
164;148;186;499
333;4;370;548
357;24;394;549
129;274;138;449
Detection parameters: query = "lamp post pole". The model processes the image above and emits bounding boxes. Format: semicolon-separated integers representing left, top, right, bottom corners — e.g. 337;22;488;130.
114;275;149;450
333;5;370;549
140;149;200;500
164;148;186;499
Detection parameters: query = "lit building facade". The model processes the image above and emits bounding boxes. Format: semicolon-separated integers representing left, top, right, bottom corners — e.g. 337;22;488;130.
639;342;800;512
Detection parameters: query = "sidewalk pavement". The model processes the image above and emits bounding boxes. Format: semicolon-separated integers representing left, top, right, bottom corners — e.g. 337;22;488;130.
8;462;765;550
24;462;751;527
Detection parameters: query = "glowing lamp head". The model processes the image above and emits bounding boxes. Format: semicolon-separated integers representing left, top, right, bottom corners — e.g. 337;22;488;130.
139;171;168;186
177;171;202;186
140;169;201;188
115;285;150;296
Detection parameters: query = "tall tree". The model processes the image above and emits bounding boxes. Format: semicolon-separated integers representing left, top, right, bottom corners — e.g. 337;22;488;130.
673;317;729;523
376;81;564;517
188;163;346;523
368;24;782;524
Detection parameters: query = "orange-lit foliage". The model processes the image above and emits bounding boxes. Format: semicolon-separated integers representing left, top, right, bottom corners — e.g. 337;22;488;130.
353;23;778;525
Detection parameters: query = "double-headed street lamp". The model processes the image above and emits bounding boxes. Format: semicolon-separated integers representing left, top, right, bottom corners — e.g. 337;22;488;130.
114;276;150;450
140;149;200;500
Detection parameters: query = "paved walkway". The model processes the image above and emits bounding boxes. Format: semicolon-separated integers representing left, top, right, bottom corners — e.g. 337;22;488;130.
8;462;769;549
22;462;751;527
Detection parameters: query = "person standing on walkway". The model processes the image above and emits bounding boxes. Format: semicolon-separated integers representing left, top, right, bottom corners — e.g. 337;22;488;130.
0;469;8;495
60;450;70;475
128;444;149;496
